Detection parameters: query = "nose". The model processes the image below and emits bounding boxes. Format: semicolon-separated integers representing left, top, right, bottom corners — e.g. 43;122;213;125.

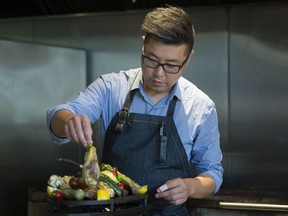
154;65;166;75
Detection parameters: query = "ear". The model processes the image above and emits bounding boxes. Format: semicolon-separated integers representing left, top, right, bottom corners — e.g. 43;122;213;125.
142;35;145;41
185;49;195;65
189;49;195;59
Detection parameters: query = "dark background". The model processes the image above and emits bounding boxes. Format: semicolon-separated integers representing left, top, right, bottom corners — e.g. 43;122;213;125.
0;0;279;18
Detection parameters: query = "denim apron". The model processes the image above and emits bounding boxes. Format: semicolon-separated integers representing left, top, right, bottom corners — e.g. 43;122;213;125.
102;79;193;215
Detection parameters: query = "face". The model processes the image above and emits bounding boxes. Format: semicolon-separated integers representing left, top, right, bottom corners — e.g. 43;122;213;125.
141;38;193;97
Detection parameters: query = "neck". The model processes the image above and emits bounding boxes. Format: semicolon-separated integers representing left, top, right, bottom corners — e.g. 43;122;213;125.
144;87;171;104
150;93;167;104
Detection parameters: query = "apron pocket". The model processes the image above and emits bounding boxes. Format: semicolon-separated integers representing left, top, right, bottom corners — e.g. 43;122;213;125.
156;135;167;164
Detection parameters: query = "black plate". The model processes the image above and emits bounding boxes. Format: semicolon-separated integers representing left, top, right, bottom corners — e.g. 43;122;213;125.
47;194;149;216
48;194;148;206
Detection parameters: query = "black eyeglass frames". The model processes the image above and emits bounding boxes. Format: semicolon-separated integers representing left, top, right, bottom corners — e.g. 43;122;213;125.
141;53;189;74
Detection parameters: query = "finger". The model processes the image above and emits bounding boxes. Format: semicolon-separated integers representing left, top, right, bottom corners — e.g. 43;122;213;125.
162;189;188;205
64;116;85;145
167;196;187;205
158;184;169;192
156;179;184;198
64;124;72;140
82;116;93;145
156;184;171;199
157;179;177;193
65;119;81;143
73;116;89;145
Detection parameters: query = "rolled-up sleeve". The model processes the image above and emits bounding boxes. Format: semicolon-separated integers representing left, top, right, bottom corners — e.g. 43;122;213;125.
46;70;135;145
46;104;76;144
191;105;223;193
46;79;105;144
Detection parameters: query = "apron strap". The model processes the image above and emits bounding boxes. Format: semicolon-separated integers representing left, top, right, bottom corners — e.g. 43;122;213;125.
166;96;178;118
115;71;140;133
115;91;136;133
115;71;178;133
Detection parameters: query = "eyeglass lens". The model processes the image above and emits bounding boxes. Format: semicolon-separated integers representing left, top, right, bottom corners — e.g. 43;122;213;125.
143;56;180;74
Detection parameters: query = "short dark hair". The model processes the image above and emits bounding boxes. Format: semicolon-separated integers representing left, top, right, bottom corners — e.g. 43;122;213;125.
141;5;195;54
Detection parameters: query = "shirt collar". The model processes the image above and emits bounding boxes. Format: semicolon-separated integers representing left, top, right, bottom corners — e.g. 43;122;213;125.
130;69;143;91
168;81;182;102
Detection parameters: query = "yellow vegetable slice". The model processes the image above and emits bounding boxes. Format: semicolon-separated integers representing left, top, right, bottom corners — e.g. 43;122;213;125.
47;186;58;197
100;170;119;183
97;189;110;200
137;185;148;194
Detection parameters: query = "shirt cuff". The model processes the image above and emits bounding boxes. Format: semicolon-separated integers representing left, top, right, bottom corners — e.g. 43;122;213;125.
46;105;75;145
202;168;224;194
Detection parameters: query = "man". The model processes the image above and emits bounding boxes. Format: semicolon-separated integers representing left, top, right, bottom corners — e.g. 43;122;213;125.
47;5;223;215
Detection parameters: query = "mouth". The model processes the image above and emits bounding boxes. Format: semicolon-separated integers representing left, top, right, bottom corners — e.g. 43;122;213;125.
151;79;163;87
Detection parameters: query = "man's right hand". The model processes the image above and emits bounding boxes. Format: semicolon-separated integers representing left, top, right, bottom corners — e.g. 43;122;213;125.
50;110;93;147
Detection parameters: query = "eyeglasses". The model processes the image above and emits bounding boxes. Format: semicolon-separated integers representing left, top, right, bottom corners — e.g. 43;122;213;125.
141;53;189;74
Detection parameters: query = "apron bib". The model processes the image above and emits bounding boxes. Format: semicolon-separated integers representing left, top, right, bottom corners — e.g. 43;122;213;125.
102;79;192;215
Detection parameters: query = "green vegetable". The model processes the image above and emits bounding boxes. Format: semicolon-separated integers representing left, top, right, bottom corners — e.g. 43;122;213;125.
100;163;147;195
101;170;119;183
99;174;122;197
117;173;144;194
62;188;85;200
100;163;114;172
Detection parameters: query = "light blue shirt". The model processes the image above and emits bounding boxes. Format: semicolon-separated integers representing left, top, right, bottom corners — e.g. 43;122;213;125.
47;68;223;192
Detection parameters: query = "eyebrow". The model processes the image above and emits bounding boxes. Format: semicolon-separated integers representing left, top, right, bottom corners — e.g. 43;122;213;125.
144;51;180;64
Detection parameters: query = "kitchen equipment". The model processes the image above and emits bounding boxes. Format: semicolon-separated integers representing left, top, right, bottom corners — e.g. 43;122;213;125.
46;194;149;216
188;186;288;215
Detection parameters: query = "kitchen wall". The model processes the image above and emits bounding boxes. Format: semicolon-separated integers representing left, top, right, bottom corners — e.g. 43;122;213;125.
0;40;86;215
0;1;287;215
229;4;288;186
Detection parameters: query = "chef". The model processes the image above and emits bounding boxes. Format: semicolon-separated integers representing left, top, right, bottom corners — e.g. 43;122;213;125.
47;5;223;215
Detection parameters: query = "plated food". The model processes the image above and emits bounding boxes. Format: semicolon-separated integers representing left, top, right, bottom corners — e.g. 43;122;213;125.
47;145;147;201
